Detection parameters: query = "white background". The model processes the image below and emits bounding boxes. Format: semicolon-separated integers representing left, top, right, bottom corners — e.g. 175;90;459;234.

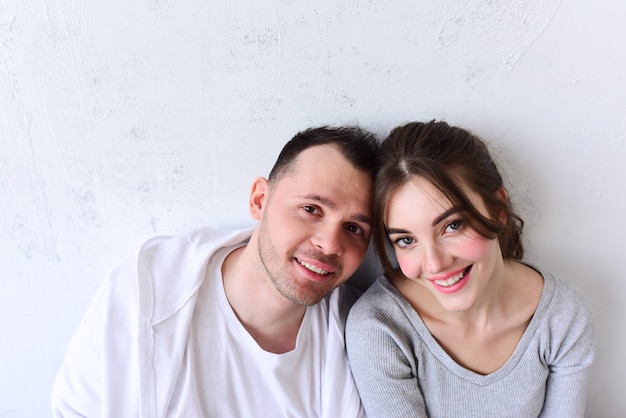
1;1;624;416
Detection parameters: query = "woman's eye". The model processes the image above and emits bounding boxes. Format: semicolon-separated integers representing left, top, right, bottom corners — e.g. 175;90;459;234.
446;220;462;232
393;237;414;248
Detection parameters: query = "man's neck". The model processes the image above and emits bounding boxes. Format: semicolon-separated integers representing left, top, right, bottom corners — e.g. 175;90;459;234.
221;245;306;354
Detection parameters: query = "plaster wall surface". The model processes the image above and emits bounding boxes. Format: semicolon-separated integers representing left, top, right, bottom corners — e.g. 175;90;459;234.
1;0;624;416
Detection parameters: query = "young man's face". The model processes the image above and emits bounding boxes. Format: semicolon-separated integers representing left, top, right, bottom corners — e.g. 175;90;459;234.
251;144;373;306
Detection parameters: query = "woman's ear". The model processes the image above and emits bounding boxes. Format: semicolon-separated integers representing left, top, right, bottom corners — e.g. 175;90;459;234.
249;177;269;221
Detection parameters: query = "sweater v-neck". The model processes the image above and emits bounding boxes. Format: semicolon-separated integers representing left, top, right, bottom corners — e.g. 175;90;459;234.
378;267;555;385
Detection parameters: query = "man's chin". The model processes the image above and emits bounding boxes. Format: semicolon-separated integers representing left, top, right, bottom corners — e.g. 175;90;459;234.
279;284;337;306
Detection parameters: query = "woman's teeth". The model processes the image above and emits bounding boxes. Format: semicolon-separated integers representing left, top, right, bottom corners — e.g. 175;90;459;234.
433;269;467;287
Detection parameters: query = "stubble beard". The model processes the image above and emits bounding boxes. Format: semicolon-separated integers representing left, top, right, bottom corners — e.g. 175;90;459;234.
257;222;338;306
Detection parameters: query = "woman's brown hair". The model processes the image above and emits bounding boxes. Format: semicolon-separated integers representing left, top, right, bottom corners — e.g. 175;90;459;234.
373;120;524;275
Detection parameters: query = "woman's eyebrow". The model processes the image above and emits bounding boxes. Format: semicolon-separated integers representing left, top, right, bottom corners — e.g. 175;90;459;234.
386;227;409;235
431;207;461;226
386;207;462;235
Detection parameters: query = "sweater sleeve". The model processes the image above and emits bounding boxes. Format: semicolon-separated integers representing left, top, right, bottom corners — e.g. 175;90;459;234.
539;280;596;418
346;282;428;418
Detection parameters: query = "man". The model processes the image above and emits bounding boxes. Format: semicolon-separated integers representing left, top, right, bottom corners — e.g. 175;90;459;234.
51;126;379;417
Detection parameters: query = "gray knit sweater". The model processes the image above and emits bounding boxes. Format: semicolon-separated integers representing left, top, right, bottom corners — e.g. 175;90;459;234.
346;267;595;418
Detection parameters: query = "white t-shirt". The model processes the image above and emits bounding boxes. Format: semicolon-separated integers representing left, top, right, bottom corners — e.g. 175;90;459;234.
52;227;364;418
167;245;364;418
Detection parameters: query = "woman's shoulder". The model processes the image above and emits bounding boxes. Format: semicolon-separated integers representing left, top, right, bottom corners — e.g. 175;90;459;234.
527;265;594;339
346;274;429;357
350;275;405;313
523;265;596;368
348;276;386;316
347;273;424;338
537;268;593;317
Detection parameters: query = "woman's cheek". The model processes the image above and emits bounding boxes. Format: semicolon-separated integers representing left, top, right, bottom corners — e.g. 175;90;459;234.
396;253;420;280
459;236;494;260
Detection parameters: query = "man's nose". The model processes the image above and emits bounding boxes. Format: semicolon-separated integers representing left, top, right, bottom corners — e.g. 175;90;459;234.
311;223;344;256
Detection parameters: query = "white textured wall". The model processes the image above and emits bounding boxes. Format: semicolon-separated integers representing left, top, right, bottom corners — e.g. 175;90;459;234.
1;0;624;416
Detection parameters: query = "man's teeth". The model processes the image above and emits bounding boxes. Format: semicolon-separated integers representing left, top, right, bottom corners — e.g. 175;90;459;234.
299;260;330;275
433;270;466;287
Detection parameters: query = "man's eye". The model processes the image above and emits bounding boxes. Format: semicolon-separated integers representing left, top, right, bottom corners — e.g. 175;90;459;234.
346;224;362;234
302;205;316;213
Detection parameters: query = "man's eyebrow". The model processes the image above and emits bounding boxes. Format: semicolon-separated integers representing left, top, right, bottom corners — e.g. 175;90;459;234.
352;213;371;225
299;194;371;224
299;194;336;208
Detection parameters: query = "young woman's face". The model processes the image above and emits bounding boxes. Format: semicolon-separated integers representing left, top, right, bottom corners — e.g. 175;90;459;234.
384;177;503;313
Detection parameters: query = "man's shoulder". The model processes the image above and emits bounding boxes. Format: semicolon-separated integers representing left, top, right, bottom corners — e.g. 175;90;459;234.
136;225;254;322
136;225;254;275
140;225;254;252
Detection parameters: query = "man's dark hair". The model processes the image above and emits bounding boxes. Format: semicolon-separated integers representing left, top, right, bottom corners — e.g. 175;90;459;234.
268;126;379;183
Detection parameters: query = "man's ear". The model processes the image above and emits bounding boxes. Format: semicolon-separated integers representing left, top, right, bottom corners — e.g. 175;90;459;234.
249;177;269;221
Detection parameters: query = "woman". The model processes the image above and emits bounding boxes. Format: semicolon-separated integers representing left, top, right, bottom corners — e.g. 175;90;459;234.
346;120;595;418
